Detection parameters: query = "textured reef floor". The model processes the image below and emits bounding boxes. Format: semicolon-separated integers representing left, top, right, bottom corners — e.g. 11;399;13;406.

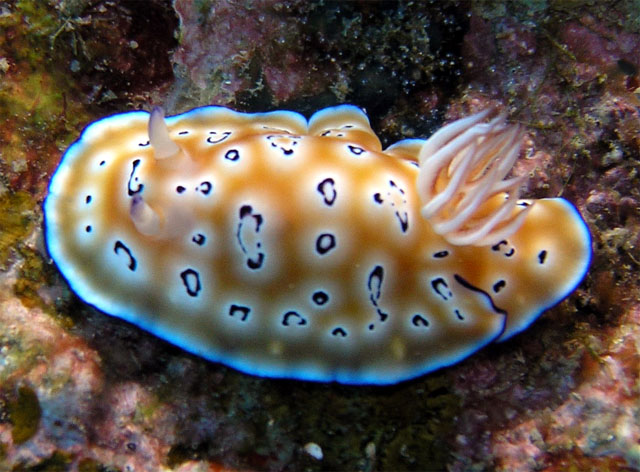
0;1;639;470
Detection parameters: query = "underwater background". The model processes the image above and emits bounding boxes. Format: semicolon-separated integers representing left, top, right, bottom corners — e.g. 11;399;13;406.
0;0;639;470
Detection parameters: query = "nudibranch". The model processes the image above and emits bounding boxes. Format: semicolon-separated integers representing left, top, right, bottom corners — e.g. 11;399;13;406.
44;105;591;384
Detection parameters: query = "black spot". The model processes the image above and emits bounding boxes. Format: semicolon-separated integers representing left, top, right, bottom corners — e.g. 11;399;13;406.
493;280;506;293
373;193;383;204
454;274;507;316
315;233;336;255
312;290;329;306
282;310;307;326
138;141;150;147
317;178;337;206
518;201;530;207
431;277;452;301
207;131;231;144
224;149;240;161
198;181;212;195
348;145;365;156
368;323;375;330
127;159;144;196
178;130;189;135
321;130;331;136
229;304;250;321
114;240;137;271
412;314;429;327
180;268;201;297
538;250;547;264
433;250;449;258
176;185;186;194
239;205;252;218
192;233;206;246
99;160;106;166
331;327;347;337
454;309;464;320
85;225;92;233
85;195;92;204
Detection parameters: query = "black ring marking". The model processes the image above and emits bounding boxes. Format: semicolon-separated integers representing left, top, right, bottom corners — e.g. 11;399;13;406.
312;290;329;306
454;274;507;315
224;149;240;161
127;159;144;196
180;268;201;297
192;233;206;246
367;265;389;323
389;180;409;233
197;181;212;195
492;240;507;251
431;277;452;301
491;240;515;257
493;280;506;293
207;131;231;144
246;253;265;270
331;327;347;337
282;310;307;326
85;195;92;204
267;135;299;156
316;178;337;206
389;180;405;194
348;145;365;156
236;205;265;270
538;250;547;264
176;185;186;194
412;314;430;327
229;304;250;322
315;233;336;255
114;240;137;271
433;250;449;258
395;211;409;232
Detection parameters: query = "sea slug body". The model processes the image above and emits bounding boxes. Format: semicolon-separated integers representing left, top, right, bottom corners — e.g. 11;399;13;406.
44;105;591;384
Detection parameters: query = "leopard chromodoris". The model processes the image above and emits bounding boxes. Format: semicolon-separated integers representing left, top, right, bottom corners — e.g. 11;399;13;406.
44;105;591;384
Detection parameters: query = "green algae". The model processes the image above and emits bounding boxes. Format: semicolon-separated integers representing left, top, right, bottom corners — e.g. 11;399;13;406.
8;385;41;444
11;450;73;472
78;458;122;472
0;191;35;271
